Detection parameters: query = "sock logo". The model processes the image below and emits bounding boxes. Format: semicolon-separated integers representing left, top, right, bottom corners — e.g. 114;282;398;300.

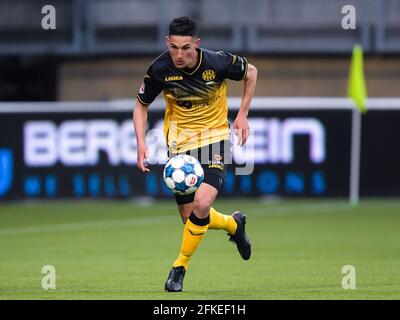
189;230;205;236
0;149;13;197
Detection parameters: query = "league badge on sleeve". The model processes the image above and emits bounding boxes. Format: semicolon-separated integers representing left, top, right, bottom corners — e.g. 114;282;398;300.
139;83;145;94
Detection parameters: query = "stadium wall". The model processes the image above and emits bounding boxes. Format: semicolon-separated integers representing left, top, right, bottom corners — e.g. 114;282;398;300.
58;56;400;101
0;98;399;201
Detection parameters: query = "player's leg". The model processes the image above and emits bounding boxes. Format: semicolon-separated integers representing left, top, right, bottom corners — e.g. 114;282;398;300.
204;181;251;261
178;139;251;258
172;183;217;270
208;207;237;234
175;140;231;226
178;200;243;252
165;182;217;292
174;183;217;266
203;140;251;260
205;140;237;234
177;202;236;232
177;200;240;240
177;201;193;224
176;192;238;235
173;167;236;229
174;140;234;226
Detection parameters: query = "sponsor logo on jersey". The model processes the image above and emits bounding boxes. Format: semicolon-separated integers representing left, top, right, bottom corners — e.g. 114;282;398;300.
202;69;216;81
214;154;222;161
165;75;183;81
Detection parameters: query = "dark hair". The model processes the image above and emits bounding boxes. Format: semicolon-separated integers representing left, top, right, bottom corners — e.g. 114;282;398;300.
168;17;197;37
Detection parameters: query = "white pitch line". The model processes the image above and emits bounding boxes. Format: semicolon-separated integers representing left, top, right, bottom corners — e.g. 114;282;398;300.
246;202;353;217
0;215;176;237
1;201;391;237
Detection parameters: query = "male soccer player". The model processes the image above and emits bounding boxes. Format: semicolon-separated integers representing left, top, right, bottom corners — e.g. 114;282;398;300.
133;17;257;292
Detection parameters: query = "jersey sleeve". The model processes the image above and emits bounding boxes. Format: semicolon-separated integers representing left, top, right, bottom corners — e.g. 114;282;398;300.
217;51;248;81
136;65;164;106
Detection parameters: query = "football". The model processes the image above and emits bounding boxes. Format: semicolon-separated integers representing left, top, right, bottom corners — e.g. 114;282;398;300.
163;155;204;195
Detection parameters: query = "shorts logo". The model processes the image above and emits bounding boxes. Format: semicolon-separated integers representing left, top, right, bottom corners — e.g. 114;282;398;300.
139;83;145;94
208;163;224;171
202;70;216;81
208;154;224;171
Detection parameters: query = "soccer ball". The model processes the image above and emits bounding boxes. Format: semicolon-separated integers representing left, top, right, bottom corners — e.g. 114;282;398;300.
163;155;204;195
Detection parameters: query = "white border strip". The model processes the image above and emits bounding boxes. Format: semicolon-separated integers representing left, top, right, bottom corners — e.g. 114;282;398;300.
0;97;400;113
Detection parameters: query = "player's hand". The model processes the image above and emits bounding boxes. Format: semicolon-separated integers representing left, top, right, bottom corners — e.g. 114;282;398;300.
137;144;150;172
233;114;249;146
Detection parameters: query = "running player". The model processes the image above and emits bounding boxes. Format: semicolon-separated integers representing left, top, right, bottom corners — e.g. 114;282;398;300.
133;16;257;292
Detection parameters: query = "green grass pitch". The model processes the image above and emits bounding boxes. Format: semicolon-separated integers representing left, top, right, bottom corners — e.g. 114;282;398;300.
0;198;399;300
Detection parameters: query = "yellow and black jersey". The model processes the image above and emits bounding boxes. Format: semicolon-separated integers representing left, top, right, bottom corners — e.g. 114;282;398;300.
137;48;248;153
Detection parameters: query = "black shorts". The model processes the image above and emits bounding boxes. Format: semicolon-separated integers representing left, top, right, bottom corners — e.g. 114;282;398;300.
168;140;232;205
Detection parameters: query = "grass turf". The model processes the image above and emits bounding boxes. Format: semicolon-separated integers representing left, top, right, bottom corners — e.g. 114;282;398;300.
0;198;399;300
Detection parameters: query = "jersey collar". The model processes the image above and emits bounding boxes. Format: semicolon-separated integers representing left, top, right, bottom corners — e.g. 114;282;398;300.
180;48;203;76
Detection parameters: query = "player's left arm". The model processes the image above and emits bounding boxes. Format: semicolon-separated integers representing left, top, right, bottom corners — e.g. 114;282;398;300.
234;63;257;146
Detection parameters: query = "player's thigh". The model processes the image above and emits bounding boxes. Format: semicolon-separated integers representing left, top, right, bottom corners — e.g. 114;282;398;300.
193;182;219;212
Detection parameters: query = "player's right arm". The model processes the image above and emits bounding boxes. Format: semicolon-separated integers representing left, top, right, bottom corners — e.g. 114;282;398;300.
133;100;150;172
133;63;165;173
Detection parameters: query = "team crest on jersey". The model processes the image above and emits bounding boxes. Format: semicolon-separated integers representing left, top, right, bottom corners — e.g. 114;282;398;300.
202;69;216;81
139;82;145;94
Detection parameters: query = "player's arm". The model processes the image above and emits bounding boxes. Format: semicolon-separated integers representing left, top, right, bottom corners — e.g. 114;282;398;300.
234;63;257;146
133;99;150;172
133;65;164;173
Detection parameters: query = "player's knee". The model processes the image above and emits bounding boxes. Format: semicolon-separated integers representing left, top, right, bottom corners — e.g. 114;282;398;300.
193;197;212;217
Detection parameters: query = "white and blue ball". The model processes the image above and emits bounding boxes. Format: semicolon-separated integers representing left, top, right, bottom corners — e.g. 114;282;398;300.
163;155;204;195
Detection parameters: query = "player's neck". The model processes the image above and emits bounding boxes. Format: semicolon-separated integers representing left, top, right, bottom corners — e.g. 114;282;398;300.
186;49;199;69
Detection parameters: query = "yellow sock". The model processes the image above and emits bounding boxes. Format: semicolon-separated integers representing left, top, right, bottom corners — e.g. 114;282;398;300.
173;214;209;271
209;207;237;235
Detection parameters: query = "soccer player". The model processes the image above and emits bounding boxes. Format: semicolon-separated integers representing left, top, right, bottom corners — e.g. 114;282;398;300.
133;17;257;292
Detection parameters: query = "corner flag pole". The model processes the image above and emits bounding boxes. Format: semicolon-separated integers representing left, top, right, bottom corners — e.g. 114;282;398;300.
348;45;368;206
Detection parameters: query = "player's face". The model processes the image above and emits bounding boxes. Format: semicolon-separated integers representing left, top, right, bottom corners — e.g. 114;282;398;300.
167;35;200;69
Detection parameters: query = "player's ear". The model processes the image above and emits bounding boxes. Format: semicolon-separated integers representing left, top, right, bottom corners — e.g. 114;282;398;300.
194;37;200;48
166;36;170;47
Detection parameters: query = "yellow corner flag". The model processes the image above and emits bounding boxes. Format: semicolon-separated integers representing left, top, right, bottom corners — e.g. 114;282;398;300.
347;45;368;113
